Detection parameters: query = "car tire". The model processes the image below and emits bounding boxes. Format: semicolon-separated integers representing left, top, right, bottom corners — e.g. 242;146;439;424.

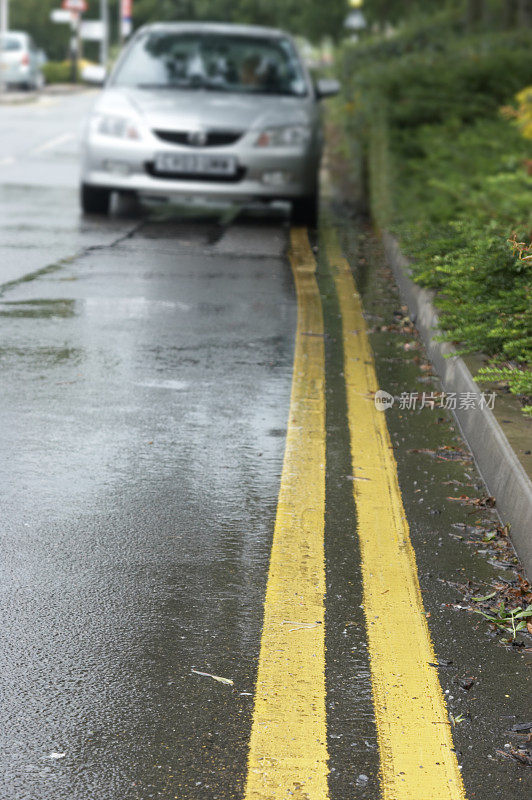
81;184;111;215
291;192;319;229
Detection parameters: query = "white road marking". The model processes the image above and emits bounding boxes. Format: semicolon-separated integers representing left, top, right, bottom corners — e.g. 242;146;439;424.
30;132;74;156
135;380;190;391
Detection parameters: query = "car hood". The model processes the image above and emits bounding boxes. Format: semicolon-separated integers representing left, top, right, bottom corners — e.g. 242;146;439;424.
95;87;313;131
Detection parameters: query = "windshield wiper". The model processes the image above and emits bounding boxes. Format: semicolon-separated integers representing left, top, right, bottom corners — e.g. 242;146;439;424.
134;81;235;92
134;83;182;89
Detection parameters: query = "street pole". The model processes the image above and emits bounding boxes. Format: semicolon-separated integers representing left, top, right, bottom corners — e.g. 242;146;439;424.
70;12;81;84
0;0;8;33
118;0;123;49
118;0;132;49
100;0;109;68
0;0;9;95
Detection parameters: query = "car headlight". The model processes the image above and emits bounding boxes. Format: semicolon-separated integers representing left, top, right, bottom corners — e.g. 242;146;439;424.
92;114;141;140
254;125;311;148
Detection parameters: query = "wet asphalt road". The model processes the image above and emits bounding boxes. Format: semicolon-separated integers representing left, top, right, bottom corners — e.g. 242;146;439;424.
0;92;531;800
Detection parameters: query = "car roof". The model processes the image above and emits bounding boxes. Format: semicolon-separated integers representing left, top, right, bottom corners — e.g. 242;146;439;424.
136;22;291;40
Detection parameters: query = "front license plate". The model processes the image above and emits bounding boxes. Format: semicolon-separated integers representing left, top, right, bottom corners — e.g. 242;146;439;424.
154;153;237;176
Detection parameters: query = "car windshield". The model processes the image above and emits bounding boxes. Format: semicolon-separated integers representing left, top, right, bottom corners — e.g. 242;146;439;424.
111;31;308;97
0;36;23;52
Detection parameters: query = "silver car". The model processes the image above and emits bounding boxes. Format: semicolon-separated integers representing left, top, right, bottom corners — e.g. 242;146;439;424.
80;22;339;226
0;31;44;91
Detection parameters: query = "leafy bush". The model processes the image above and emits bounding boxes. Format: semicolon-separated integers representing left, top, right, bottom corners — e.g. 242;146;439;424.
427;223;531;362
337;23;532;413
42;61;72;84
510;86;532;139
342;31;532;130
340;7;464;73
475;365;532;414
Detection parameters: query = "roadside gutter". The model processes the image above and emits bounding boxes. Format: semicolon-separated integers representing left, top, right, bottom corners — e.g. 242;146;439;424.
382;231;532;580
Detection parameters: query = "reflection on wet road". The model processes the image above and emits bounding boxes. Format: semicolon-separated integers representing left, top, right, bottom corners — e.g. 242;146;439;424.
0;92;138;286
1;93;531;800
1;210;295;799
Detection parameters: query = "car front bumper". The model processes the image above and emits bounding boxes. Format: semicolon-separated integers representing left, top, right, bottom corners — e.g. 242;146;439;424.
81;135;319;203
0;64;32;85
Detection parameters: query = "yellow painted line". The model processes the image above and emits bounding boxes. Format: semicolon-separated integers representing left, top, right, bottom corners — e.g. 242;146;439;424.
325;226;466;800
244;228;329;800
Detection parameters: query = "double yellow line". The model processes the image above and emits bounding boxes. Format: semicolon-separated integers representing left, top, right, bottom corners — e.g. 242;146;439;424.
326;228;466;800
244;226;466;800
244;229;329;800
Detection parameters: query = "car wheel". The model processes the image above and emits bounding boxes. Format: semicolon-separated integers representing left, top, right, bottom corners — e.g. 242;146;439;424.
81;184;111;215
291;192;319;229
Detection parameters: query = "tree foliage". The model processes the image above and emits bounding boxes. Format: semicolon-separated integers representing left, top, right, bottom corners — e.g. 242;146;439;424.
359;1;532;29
10;0;70;60
10;0;349;59
10;0;531;59
362;0;447;27
132;0;349;42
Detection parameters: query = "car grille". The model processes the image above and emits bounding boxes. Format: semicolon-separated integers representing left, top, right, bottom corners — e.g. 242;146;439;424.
153;130;243;147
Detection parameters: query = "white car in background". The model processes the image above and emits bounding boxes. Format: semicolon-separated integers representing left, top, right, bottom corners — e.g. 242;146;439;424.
80;22;339;226
0;31;45;91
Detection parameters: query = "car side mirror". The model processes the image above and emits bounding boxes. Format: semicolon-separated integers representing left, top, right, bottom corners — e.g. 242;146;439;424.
81;64;107;86
315;78;340;100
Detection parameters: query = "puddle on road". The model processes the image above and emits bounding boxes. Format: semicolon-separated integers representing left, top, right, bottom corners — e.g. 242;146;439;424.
83;296;189;320
0;344;82;366
0;211;297;800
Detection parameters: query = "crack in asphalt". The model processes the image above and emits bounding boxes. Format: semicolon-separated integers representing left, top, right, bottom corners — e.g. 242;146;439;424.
0;220;145;298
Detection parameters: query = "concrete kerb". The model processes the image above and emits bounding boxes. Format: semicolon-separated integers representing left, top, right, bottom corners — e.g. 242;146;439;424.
382;231;532;580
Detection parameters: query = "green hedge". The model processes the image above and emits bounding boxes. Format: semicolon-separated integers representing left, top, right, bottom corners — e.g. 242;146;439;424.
42;61;72;84
338;25;532;412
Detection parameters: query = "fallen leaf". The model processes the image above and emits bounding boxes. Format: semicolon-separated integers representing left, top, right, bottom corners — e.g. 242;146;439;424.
496;748;532;766
474;496;496;508
428;659;453;668
510;722;532;733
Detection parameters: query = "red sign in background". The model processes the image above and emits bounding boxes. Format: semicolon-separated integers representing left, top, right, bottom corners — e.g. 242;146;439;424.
62;0;88;12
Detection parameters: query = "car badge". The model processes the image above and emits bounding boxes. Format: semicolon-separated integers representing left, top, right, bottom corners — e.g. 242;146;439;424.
188;129;208;147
